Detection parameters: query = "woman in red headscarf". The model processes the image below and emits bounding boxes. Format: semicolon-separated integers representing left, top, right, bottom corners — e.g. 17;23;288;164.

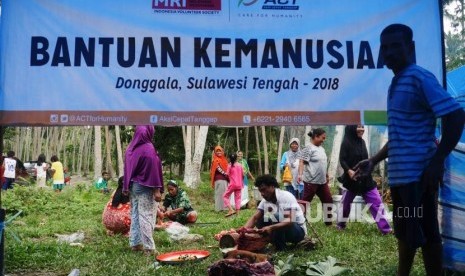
210;146;229;211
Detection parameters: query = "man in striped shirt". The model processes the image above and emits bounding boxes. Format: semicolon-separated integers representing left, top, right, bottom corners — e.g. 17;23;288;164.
354;24;465;276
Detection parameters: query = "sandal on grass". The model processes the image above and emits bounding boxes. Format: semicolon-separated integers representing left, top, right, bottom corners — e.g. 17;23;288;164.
225;211;236;217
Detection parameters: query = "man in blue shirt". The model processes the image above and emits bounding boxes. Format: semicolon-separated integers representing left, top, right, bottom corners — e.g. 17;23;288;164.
355;24;465;275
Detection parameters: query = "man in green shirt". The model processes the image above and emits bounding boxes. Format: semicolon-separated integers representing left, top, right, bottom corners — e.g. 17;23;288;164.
95;171;110;193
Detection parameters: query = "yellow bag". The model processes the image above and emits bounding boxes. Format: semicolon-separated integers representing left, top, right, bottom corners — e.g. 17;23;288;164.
282;166;293;183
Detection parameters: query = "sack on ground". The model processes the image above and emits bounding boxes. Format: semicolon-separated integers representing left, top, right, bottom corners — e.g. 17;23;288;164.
165;221;189;240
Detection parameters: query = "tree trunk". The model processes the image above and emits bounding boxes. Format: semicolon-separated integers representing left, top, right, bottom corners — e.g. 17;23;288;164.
77;127;90;176
51;127;60;157
85;127;94;176
0;127;3;159
32;127;40;160
58;127;66;163
245;127;249;159
254;126;262;175
78;129;85;176
236;127;240;151
44;127;50;160
104;126;114;176
328;125;344;187
182;126;187;149
182;126;189;177
194;126;198;158
37;127;44;159
14;127;21;160
71;127;77;172
363;126;370;156
183;126;193;183
261;126;269;174
379;129;388;184
184;126;208;188
304;126;312;146
276;126;285;180
115;126;124;177
23;128;32;161
94;126;102;180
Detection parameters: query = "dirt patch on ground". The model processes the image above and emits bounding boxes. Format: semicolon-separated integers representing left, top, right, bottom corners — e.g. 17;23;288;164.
68;175;92;186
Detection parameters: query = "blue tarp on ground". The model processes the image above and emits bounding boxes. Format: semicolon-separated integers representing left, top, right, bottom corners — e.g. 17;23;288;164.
440;65;465;272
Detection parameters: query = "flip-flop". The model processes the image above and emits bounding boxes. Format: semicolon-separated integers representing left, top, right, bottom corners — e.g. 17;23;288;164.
224;212;236;217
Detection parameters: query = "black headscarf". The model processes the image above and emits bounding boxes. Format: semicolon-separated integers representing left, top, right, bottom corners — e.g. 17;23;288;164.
338;125;375;194
112;176;130;207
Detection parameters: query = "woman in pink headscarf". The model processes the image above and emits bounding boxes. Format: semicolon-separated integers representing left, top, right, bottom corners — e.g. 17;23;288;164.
123;125;164;256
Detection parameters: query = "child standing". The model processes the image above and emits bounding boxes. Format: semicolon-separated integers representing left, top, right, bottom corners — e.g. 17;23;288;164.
50;155;65;192
35;154;48;188
223;153;244;217
2;151;17;190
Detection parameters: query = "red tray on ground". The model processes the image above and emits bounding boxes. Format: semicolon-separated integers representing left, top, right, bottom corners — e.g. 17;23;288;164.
156;249;210;265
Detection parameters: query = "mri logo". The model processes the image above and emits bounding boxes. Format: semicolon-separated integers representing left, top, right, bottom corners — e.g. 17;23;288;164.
238;0;299;10
153;0;186;8
152;0;221;11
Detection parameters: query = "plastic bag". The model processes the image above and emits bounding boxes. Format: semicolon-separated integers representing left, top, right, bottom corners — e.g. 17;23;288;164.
282;166;292;183
55;231;85;244
165;222;190;240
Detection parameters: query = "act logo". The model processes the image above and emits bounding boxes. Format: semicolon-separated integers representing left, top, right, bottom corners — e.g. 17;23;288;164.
263;0;299;10
238;0;260;6
238;0;299;10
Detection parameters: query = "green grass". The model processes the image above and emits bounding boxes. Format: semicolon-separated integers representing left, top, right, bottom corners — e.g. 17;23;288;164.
2;174;427;276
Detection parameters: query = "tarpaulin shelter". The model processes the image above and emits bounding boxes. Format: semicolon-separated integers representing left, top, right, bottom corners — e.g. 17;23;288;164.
440;65;465;271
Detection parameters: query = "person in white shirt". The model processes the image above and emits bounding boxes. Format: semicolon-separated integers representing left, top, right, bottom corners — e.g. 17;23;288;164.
243;174;306;250
34;154;48;188
2;151;17;190
298;128;333;226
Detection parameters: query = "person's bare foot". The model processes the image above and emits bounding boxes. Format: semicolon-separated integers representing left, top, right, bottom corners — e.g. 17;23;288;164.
144;249;159;256
131;244;143;252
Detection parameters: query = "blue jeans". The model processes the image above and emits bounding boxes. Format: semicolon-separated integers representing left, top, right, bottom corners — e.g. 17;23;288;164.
2;178;15;190
256;212;305;250
297;184;304;199
285;184;304;200
285;185;297;198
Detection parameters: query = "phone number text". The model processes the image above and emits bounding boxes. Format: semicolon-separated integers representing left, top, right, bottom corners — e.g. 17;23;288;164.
252;115;310;123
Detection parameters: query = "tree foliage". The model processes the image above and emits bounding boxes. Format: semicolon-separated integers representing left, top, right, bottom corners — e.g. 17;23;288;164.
443;0;465;70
